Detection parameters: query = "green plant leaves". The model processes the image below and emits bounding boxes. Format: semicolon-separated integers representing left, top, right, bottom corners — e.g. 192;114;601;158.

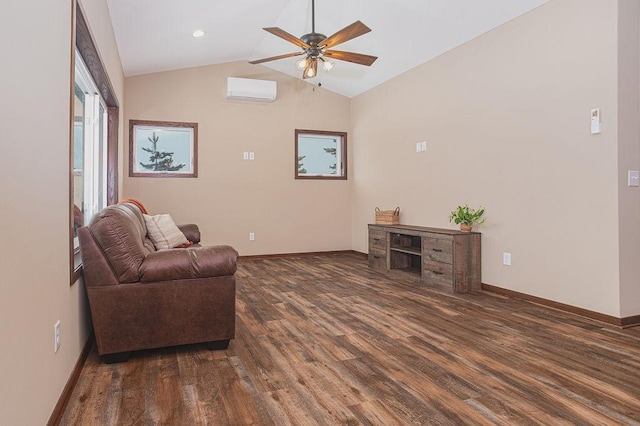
449;204;485;227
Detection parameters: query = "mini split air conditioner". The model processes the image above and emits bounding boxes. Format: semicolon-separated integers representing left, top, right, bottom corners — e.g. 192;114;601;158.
226;77;277;102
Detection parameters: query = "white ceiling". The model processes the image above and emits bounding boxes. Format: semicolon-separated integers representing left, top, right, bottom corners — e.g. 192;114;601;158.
106;0;549;98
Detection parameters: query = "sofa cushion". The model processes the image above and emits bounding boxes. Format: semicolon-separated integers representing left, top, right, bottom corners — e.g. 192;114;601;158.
139;245;238;282
117;202;155;255
144;214;189;250
89;204;148;283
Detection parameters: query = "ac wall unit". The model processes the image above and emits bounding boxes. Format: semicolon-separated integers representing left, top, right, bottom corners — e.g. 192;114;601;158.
226;77;276;102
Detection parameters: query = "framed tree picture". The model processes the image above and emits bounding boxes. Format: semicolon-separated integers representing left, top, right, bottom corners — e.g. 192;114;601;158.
129;120;198;178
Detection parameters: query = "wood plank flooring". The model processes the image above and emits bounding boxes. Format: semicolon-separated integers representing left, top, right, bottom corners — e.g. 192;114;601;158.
60;253;640;425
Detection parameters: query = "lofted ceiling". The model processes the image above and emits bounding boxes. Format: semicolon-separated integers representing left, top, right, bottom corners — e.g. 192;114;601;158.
106;0;549;98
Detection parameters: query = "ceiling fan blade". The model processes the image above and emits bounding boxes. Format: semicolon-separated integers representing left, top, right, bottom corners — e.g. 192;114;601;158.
323;50;378;66
263;27;310;49
319;21;371;49
249;51;305;65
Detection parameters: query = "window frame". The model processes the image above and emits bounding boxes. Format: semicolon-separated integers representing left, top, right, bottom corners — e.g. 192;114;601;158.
69;2;119;284
294;129;347;180
74;50;108;228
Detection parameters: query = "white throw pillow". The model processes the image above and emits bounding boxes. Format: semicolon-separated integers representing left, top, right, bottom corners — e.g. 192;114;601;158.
143;214;189;250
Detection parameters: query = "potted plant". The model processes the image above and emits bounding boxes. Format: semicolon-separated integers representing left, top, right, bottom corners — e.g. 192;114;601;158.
449;205;485;232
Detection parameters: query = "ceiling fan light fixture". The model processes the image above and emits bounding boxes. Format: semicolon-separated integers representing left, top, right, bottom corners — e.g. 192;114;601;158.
296;57;308;70
304;58;318;78
321;59;335;72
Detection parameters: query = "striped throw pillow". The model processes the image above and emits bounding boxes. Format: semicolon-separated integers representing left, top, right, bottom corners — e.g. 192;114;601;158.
143;214;189;250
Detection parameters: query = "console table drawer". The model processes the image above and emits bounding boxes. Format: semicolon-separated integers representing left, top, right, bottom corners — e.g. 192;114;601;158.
423;237;453;264
369;230;387;251
423;267;454;289
368;249;387;270
423;259;454;288
423;259;453;276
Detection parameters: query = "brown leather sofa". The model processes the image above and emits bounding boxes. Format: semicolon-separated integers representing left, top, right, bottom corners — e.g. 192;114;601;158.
77;202;238;362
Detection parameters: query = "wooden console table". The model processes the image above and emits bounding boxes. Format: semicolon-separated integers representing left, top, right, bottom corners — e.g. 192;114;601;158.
368;224;481;293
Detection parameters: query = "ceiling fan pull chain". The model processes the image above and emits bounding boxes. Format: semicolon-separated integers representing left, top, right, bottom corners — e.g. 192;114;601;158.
312;0;315;34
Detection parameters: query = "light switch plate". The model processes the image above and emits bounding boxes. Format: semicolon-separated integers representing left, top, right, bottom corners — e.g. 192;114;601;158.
249;152;255;160
628;170;640;187
591;108;601;134
421;141;427;151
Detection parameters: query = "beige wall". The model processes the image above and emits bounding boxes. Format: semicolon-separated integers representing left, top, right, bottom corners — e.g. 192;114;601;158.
0;0;123;423
618;0;640;317
123;62;352;255
350;0;624;316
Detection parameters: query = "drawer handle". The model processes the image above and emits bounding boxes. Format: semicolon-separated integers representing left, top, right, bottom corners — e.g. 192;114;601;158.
373;238;380;241
432;271;443;275
374;255;381;259
432;248;443;252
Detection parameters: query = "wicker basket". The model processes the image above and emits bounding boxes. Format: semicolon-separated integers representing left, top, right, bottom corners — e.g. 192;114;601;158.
375;207;400;225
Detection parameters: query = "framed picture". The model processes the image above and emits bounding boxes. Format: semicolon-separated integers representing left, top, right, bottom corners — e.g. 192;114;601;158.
129;120;198;178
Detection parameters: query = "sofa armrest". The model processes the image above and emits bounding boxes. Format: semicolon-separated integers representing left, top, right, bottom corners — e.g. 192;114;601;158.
139;245;237;282
178;224;200;244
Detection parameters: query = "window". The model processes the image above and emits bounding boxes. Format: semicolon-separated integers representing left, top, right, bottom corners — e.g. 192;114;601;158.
70;3;119;283
295;129;347;180
72;51;108;271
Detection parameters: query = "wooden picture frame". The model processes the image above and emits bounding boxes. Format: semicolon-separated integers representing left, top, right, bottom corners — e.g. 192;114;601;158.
129;120;198;178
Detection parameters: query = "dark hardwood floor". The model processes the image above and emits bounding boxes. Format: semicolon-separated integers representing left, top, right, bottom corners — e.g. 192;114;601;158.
61;253;640;425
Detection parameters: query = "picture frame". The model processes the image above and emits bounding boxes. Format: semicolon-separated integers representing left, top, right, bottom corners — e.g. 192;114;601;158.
129;120;198;178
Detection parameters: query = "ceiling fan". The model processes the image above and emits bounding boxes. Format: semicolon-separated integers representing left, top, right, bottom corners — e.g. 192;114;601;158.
249;0;377;79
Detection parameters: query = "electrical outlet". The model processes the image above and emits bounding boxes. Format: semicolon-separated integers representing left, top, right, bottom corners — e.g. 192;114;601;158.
421;141;427;151
249;232;255;241
243;151;249;160
503;252;511;266
54;320;61;353
249;152;255;160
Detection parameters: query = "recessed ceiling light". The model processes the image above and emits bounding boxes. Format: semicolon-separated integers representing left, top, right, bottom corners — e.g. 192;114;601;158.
192;30;206;38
